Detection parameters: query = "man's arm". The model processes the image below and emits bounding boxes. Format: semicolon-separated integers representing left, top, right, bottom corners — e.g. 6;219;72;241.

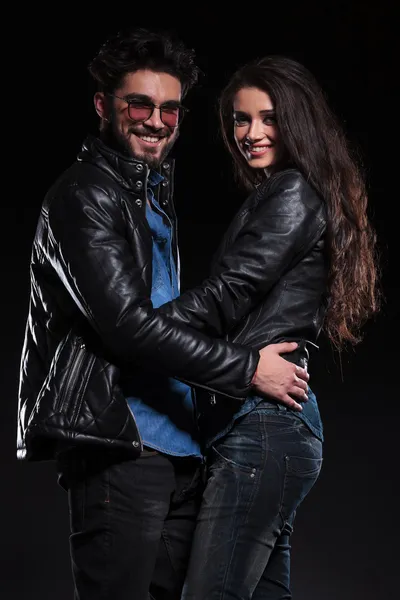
46;182;307;406
159;173;325;337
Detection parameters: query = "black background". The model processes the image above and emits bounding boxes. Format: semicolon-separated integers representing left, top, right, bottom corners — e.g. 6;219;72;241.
2;4;399;599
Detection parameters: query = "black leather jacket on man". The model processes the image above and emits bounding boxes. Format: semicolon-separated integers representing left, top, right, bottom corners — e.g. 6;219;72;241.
17;135;259;461
160;169;329;426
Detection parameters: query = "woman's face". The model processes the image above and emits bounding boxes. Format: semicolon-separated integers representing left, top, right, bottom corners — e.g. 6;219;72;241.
233;87;282;170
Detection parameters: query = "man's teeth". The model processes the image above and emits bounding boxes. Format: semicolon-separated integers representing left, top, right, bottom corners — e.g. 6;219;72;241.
138;135;161;143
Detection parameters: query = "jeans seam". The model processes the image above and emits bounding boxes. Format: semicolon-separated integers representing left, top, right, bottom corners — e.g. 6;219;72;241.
81;458;87;527
220;411;267;599
100;466;113;599
160;528;179;586
212;444;256;474
278;455;290;526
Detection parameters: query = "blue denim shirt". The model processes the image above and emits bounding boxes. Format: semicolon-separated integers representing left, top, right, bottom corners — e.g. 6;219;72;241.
124;171;201;458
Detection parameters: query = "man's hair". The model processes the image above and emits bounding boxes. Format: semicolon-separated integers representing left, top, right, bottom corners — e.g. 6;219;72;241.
88;27;200;97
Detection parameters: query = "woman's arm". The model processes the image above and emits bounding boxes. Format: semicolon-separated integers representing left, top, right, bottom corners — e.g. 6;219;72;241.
47;182;258;398
159;172;325;336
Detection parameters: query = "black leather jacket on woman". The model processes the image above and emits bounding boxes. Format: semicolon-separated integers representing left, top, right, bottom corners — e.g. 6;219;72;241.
160;169;329;428
17;136;259;461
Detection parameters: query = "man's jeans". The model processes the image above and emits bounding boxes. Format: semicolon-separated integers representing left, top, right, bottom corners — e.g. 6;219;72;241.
182;405;323;599
57;447;203;600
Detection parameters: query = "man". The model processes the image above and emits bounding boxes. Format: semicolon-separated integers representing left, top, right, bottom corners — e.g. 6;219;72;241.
17;28;309;599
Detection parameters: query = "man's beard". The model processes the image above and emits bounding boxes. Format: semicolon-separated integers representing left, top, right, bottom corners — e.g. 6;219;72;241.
100;115;178;170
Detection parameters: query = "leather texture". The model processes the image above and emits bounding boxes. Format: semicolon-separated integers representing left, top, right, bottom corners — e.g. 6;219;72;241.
159;169;329;410
17;136;258;461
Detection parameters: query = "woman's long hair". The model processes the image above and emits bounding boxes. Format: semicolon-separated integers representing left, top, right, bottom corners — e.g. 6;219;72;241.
219;56;380;349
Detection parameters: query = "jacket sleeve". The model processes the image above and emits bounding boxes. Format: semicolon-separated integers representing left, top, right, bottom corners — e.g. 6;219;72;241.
158;173;325;336
46;182;258;399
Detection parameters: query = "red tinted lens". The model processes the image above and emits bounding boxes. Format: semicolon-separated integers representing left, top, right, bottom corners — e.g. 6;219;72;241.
128;104;152;122
161;108;180;127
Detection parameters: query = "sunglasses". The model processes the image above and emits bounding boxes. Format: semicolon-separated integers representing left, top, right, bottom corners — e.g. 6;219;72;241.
110;94;188;128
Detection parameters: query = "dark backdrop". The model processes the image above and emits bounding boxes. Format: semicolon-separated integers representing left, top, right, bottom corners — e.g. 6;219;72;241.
2;4;398;599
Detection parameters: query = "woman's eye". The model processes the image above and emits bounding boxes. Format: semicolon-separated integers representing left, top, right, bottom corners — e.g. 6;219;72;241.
234;117;249;126
263;116;276;125
233;113;249;125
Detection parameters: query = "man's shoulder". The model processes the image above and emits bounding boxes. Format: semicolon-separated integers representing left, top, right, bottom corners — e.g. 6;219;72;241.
43;159;120;214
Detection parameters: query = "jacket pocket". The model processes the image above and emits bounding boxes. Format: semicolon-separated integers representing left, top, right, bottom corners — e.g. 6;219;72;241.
55;336;95;426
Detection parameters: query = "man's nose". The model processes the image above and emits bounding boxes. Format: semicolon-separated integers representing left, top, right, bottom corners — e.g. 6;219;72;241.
144;107;164;130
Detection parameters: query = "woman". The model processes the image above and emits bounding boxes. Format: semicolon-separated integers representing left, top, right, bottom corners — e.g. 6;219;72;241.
159;56;379;598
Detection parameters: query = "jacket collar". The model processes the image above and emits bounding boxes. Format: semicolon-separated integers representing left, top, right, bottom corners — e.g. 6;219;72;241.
77;134;173;191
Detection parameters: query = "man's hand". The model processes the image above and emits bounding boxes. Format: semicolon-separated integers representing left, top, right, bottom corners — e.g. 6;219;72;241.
251;342;309;411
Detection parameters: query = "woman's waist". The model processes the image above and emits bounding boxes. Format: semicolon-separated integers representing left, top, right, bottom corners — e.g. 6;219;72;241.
229;321;320;355
232;332;318;369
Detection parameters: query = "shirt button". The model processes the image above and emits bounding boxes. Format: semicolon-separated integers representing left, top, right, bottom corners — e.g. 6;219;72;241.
135;181;143;190
132;441;140;448
162;162;170;170
162;180;169;187
209;394;216;405
135;198;142;207
135;163;144;172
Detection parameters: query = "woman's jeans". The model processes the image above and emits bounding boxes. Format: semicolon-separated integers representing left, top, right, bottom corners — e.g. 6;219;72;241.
182;404;323;599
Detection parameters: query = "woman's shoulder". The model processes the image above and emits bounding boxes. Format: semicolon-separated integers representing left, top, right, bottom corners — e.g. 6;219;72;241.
267;167;312;192
258;168;324;212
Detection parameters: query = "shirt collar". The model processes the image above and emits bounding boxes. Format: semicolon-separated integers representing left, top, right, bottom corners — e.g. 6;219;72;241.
148;169;164;187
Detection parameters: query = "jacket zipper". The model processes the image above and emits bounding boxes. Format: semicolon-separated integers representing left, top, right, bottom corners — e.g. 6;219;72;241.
70;351;96;428
55;339;87;414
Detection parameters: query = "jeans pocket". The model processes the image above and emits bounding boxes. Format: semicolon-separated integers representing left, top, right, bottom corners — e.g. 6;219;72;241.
285;454;323;478
280;452;322;522
211;444;257;474
211;417;265;473
211;430;264;474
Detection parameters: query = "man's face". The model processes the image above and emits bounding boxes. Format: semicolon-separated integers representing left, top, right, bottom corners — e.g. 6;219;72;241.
95;69;182;169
